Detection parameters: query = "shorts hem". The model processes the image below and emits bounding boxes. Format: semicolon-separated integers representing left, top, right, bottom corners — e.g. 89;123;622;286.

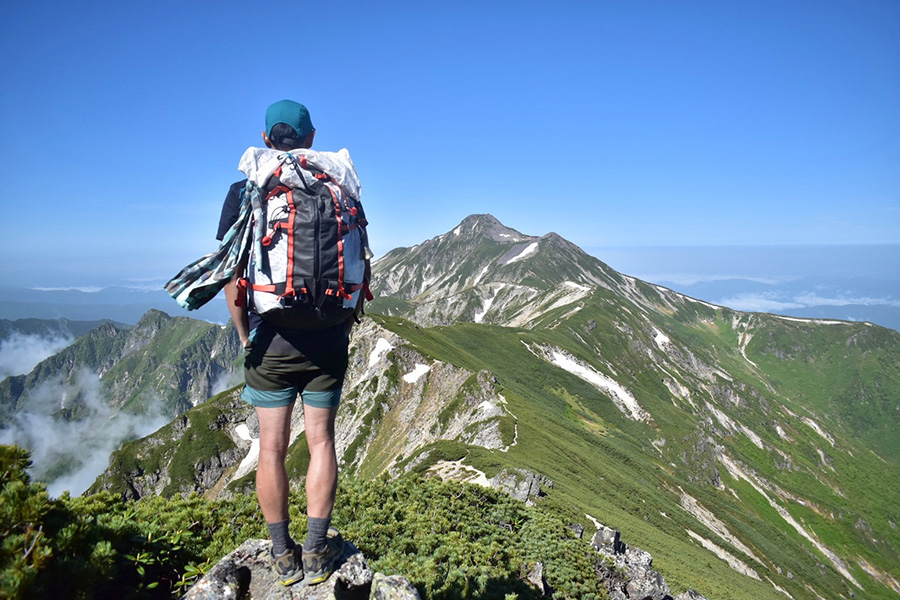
302;388;342;409
241;385;297;408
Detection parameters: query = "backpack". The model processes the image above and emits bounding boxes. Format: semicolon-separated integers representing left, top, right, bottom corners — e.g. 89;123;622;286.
239;147;368;330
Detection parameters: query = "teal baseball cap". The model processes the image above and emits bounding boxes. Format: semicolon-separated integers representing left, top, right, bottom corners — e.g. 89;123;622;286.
265;100;314;139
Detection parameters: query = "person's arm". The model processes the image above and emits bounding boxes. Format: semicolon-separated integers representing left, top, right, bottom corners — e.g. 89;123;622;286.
225;257;251;347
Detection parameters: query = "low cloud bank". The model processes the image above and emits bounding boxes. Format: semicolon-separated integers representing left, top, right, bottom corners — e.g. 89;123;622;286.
719;292;900;313
0;368;168;497
0;333;74;379
210;368;242;398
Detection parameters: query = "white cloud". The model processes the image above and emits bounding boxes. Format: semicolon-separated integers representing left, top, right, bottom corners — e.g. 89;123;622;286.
210;369;243;398
0;368;168;497
718;291;900;313
792;293;900;308
717;293;805;312
30;286;104;293
638;273;789;286
0;334;74;378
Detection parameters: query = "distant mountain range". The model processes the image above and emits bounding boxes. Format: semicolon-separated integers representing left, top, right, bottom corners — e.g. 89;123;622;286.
0;285;231;324
2;235;898;334
3;214;899;599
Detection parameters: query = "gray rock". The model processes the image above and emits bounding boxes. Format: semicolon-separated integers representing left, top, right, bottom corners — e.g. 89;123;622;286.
370;573;421;600
489;468;553;503
624;547;654;570
591;525;626;555
568;522;585;539
624;565;670;600
182;538;419;600
674;591;709;600
589;520;674;600
525;561;551;596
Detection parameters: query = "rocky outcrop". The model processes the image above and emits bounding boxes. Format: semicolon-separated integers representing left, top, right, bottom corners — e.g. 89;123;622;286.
90;391;255;499
490;468;552;505
524;561;552;596
673;591;709;600
182;539;419;600
590;519;708;600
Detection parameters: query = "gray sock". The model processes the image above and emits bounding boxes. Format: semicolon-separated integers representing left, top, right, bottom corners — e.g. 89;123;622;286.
267;519;295;555
304;516;331;552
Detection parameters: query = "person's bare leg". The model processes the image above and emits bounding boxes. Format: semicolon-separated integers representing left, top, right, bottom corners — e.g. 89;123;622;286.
303;404;339;520
255;403;294;523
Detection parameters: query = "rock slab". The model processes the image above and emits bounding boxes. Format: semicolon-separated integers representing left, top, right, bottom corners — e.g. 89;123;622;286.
183;539;420;600
590;522;708;600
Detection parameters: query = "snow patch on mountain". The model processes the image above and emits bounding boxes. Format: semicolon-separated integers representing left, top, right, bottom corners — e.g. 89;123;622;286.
233;424;260;481
718;454;861;589
767;577;796;599
472;264;491;286
420;274;439;293
504;242;539;265
775;424;791;441
680;491;765;566
801;417;835;446
542;347;650;422
506;283;592;328
653;328;671;350
402;364;430;384
564;281;591;292
738;330;758;368
369;338;394;369
686;529;761;580
474;287;498;323
705;402;765;449
771;315;851;326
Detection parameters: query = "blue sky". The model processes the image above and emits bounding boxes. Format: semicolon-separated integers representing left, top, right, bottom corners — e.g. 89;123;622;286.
1;0;898;288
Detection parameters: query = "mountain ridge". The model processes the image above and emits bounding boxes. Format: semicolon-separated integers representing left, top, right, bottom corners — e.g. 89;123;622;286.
10;214;900;599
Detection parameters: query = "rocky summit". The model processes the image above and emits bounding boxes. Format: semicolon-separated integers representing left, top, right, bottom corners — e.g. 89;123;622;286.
183;539;420;600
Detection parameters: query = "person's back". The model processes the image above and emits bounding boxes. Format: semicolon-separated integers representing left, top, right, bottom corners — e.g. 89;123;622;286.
221;99;370;588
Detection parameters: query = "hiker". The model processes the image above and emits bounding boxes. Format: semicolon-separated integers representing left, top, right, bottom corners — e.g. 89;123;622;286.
217;100;371;587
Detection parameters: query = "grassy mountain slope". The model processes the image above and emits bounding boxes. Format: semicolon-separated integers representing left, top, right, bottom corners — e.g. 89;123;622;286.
0;309;241;419
89;214;899;599
363;214;900;599
373;306;900;599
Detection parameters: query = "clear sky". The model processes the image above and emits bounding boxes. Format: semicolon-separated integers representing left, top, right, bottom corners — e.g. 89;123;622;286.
1;0;898;288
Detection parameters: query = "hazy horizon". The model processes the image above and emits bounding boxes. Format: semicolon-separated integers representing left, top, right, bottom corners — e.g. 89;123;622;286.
2;240;898;333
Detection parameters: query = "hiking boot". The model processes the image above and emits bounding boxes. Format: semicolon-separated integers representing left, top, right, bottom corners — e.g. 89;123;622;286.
302;527;344;586
269;544;303;586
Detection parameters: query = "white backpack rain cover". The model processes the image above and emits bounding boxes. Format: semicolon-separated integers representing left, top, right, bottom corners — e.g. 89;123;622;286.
239;146;367;329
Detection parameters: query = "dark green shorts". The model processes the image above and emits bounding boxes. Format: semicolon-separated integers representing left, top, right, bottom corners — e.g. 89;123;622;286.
241;322;349;409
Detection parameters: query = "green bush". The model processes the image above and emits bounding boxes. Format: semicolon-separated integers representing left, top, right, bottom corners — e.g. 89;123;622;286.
1;445;605;599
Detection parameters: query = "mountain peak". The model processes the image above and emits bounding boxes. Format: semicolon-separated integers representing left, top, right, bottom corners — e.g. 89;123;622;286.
451;214;532;243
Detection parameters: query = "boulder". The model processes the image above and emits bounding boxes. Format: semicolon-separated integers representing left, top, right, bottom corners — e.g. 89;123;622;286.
591;525;626;555
182;539;420;600
590;520;673;600
489;468;553;504
525;561;552;596
674;591;709;600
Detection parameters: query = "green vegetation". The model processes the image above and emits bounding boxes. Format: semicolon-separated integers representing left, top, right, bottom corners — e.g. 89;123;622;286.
365;309;900;600
3;445;607;600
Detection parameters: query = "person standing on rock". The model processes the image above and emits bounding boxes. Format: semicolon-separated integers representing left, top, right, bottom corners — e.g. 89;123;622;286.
217;99;371;587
